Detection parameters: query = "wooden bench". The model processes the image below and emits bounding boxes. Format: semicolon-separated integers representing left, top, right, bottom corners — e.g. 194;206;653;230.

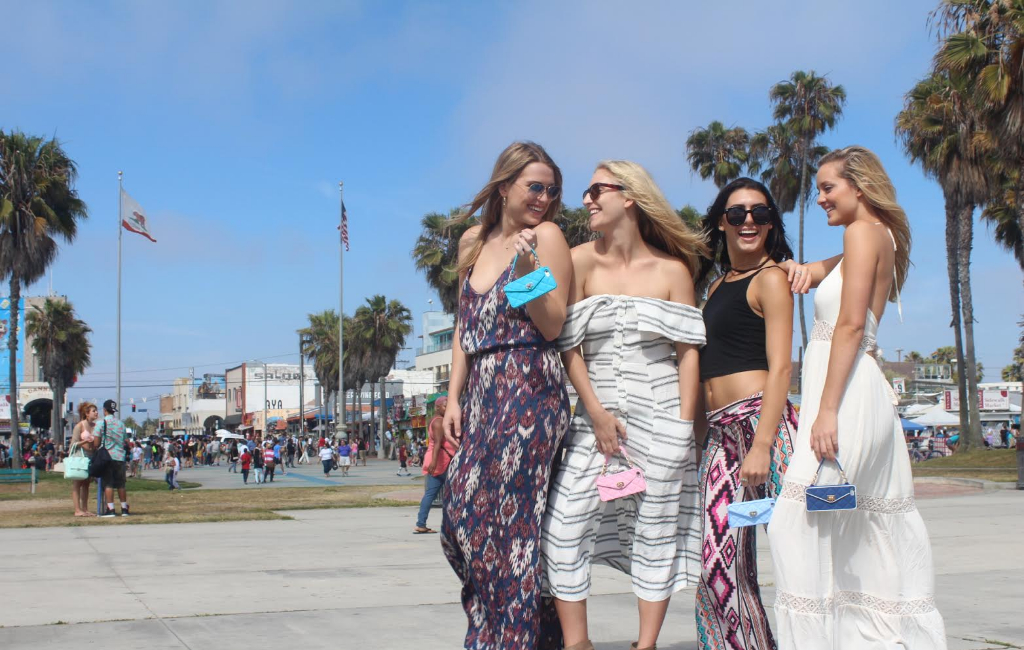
0;468;39;494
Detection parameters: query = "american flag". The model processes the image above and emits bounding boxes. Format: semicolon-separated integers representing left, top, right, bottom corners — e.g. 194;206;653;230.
338;201;350;251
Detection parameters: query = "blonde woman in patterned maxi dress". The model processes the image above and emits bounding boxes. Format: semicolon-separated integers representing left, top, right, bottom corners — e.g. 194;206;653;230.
441;141;573;650
541;161;708;650
769;146;946;649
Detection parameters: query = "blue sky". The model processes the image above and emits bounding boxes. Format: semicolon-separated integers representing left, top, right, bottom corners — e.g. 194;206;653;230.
1;0;1020;412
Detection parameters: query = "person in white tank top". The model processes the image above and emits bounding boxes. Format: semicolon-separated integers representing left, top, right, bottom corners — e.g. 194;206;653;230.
770;146;946;650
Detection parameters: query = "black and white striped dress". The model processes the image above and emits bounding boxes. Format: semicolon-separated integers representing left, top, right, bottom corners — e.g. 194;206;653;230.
541;295;705;602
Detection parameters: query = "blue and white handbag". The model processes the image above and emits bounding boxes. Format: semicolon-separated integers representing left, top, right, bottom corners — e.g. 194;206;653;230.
727;488;775;528
503;246;557;308
805;458;858;512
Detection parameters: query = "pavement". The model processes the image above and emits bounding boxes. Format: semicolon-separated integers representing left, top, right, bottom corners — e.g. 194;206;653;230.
0;481;1020;650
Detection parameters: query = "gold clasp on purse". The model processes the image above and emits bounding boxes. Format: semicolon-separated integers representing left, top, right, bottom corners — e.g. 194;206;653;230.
749;510;757;517
525;282;533;289
827;495;836;503
616;481;624;488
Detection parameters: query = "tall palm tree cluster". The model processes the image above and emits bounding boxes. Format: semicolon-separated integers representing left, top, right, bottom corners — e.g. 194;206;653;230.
896;0;1024;450
686;70;847;351
0;130;90;462
299;295;412;454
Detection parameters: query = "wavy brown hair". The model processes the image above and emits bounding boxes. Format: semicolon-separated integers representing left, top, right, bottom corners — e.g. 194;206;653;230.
596;160;709;275
818;146;911;301
451;141;563;274
77;401;96;422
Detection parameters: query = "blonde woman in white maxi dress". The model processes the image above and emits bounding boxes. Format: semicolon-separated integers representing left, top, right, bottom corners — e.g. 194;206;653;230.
768;146;946;649
541;161;708;650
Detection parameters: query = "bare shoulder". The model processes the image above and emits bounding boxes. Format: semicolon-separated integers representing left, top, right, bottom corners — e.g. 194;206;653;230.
459;224;483;248
570;240;598;261
753;265;793;299
535;220;568;246
660;255;694;285
843;220;885;250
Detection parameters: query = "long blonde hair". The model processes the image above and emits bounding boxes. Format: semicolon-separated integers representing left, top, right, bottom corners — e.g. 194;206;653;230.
596;160;709;275
452;142;563;274
818;146;911;301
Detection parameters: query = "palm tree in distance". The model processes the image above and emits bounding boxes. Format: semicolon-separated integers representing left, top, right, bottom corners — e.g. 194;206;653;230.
897;70;989;449
748;121;828;218
412;209;474;315
0;131;88;462
769;71;847;351
25;298;91;448
299;310;340;426
685;121;750;189
351;296;412;457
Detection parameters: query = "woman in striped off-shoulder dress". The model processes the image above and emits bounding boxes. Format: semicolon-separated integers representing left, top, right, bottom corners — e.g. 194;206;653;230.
541;161;708;650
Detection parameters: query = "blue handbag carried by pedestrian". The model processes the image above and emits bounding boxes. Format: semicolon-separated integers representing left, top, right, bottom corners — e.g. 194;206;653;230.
503;245;556;308
727;488;775;528
63;442;91;481
805;457;858;512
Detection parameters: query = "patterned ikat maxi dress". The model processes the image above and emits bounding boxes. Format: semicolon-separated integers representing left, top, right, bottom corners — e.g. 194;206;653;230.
441;260;570;650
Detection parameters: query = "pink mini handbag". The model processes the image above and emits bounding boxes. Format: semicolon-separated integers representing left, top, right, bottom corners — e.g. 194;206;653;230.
596;448;647;502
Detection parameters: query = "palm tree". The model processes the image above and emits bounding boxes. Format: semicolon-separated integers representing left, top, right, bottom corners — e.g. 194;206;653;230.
25;298;91;448
981;167;1024;270
748;122;828;217
676;205;705;232
933;0;1024;258
0;131;87;463
351;295;412;456
897;71;990;449
685;121;750;189
930;346;958;365
557;205;599;248
1002;325;1023;381
412;208;474;315
905;350;926;363
769;71;847;350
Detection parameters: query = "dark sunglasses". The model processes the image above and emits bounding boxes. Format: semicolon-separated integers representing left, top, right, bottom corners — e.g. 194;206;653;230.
523;182;561;199
724;204;773;226
582;182;625;201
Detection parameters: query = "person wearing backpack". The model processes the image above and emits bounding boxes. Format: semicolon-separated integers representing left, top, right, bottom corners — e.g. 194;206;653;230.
414;397;456;534
98;400;130;518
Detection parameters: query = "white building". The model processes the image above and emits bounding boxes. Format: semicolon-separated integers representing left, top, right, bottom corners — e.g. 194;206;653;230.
415;311;454;393
225;362;316;431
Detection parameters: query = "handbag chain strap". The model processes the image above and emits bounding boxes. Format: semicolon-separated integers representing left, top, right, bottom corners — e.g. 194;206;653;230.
810;457;851;486
600;446;634;476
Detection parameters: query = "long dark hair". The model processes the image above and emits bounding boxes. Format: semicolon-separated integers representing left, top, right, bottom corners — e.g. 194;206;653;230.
695;177;794;292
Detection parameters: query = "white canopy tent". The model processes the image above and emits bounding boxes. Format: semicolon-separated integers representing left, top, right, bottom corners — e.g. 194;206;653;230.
216;430;246;440
909;403;961;427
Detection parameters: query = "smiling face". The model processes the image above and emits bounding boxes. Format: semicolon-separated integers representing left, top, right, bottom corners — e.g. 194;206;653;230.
718;188;773;257
582;168;631;232
816;161;861;226
500;162;557;227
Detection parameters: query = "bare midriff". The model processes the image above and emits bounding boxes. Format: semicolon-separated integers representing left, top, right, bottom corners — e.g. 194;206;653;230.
703;369;770;412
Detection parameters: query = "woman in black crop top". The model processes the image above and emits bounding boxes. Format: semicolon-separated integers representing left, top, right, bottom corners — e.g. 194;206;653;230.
691;178;798;650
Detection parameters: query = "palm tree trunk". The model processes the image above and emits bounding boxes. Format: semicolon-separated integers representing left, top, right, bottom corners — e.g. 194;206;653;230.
380;377;387;459
944;202;970;448
8;277;20;466
369;381;376;455
957;206;984;449
796;142;810;354
51;379;62;451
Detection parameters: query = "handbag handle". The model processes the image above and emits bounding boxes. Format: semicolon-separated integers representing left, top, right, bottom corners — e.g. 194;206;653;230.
810;457;851;486
600;446;634;476
510;244;542;269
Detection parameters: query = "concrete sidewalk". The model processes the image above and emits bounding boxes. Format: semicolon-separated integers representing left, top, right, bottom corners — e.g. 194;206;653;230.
0;486;1020;649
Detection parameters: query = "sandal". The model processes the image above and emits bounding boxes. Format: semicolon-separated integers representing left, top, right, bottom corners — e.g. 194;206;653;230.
413;527;437;534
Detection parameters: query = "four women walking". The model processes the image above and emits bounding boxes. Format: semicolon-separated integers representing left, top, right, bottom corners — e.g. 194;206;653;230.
437;141;945;650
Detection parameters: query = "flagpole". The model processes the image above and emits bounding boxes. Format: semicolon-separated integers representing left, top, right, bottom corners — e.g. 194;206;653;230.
117;171;123;415
338;182;345;436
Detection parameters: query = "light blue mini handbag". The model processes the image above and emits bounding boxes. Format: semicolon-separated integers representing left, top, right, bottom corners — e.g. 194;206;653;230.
805;458;858;512
63;442;91;481
727;488;775;528
503;246;557;308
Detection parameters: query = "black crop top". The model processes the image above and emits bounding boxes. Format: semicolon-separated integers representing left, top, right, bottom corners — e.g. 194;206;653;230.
699;268;776;381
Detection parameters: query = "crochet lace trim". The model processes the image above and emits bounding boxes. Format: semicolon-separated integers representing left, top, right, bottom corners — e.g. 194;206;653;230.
777;590;938;616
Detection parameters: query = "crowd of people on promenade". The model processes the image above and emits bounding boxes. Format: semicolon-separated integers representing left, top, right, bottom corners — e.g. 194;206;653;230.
424;141;948;650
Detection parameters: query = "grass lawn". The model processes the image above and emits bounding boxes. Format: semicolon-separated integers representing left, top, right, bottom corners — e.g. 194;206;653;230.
912;448;1017;483
0;471;419;528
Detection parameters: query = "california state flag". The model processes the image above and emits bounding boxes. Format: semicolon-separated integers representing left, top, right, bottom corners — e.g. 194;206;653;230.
120;188;157;243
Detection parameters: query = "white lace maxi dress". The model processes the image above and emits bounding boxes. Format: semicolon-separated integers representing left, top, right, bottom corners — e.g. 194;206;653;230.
766;262;947;649
541;295;706;602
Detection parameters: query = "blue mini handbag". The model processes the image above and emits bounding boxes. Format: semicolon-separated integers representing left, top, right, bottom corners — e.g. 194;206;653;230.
503;246;557;308
805;458;858;512
727;489;775;528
